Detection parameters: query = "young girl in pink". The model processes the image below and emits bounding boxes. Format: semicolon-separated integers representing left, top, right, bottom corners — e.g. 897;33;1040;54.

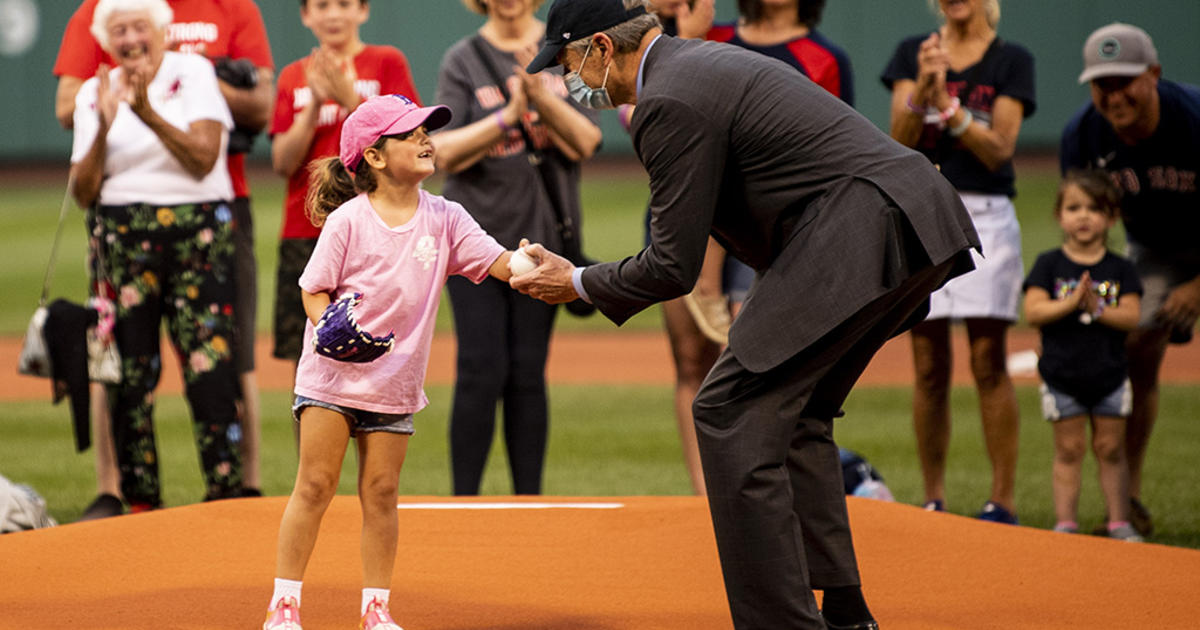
263;94;523;630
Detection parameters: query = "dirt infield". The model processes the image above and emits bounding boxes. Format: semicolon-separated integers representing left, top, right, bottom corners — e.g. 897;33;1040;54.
0;495;1197;629
4;327;1199;401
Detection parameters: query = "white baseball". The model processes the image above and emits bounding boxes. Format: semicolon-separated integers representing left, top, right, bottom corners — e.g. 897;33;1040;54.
508;247;538;276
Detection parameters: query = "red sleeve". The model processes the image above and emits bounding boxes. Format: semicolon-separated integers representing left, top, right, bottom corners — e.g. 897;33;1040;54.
705;25;736;43
270;61;302;136
229;0;274;69
787;39;841;101
52;0;109;78
381;47;421;106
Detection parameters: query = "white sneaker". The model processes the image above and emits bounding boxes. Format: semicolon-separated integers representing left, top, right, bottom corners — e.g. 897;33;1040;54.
1109;523;1144;542
359;597;403;630
263;597;302;630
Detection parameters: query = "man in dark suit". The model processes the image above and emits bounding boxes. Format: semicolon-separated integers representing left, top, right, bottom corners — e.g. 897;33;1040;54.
515;1;980;628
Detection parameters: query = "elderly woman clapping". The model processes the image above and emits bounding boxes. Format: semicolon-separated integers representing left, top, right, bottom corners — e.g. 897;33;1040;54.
69;0;245;512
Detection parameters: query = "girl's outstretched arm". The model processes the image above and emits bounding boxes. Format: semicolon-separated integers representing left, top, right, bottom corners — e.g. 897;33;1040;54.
489;251;514;282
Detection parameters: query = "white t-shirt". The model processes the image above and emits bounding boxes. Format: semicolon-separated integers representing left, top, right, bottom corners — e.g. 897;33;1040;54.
71;51;233;206
296;190;507;414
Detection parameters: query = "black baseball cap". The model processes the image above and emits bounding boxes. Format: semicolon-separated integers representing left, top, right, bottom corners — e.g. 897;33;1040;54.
526;0;648;73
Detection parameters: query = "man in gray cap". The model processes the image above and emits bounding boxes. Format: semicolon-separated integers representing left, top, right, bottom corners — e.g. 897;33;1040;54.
1061;22;1200;538
512;1;980;628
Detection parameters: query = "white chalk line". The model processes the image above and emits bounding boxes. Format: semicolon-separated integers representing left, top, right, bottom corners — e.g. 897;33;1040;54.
395;502;625;510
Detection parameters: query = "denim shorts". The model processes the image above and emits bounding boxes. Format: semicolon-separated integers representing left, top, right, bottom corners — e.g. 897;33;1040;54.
1039;380;1132;422
293;395;415;436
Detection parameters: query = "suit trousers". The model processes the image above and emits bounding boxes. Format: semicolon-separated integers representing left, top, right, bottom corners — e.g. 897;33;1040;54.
693;257;957;630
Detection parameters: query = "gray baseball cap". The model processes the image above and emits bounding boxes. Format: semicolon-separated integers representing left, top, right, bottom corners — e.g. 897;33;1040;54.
1078;23;1158;84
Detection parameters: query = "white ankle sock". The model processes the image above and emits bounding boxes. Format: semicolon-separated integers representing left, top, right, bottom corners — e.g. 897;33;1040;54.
271;578;303;609
362;588;390;616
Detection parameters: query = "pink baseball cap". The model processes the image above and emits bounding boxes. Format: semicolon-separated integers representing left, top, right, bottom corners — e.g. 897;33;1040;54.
339;94;452;171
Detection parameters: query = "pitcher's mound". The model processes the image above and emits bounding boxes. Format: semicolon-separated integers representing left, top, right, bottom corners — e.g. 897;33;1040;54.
1;495;1197;629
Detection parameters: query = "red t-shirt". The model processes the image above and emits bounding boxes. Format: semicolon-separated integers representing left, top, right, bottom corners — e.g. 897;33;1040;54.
270;45;421;239
54;0;274;198
706;24;849;103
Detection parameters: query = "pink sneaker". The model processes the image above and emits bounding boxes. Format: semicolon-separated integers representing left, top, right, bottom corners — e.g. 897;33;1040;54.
263;597;302;630
359;597;403;630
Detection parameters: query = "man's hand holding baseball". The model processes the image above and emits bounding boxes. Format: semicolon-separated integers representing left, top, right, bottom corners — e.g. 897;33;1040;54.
509;240;582;305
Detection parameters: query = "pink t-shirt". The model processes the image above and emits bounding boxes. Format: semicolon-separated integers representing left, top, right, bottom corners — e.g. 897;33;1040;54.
296;190;505;414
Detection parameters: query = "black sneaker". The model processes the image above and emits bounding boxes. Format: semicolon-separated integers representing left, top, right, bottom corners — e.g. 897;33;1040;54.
977;501;1018;525
78;493;124;521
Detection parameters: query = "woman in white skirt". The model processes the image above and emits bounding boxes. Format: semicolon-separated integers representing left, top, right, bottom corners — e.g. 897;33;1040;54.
882;0;1035;523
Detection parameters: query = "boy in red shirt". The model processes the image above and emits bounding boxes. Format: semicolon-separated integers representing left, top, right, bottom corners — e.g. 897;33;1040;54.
269;0;422;386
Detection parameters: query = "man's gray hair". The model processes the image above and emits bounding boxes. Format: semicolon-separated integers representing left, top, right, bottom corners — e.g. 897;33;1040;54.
91;0;173;52
565;0;661;56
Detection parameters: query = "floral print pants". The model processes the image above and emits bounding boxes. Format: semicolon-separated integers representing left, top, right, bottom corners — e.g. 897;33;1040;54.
90;201;243;507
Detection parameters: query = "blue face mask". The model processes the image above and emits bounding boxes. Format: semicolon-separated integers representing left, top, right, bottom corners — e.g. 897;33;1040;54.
564;39;614;110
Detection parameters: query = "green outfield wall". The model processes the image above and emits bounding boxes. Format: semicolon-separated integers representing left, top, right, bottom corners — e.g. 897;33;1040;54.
2;0;1198;161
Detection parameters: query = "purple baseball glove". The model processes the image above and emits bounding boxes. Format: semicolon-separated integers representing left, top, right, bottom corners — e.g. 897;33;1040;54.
312;292;394;363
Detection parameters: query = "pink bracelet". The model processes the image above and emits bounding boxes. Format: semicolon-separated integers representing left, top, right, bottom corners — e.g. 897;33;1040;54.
909;95;949;127
937;97;961;128
494;110;513;133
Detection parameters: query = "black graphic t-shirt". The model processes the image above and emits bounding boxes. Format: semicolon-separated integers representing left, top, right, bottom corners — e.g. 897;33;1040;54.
881;35;1036;197
1023;249;1143;405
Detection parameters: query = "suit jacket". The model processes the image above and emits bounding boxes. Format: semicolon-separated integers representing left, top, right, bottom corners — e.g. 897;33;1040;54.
582;36;980;372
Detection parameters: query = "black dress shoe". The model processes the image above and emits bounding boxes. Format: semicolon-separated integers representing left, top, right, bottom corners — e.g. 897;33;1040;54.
824;620;879;630
78;493;124;521
820;586;878;629
821;611;879;630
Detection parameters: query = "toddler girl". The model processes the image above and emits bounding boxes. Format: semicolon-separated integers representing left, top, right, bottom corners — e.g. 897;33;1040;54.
1023;169;1143;542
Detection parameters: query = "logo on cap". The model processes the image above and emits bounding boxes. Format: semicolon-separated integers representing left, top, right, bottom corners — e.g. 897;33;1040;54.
563;32;571;39
1098;37;1120;59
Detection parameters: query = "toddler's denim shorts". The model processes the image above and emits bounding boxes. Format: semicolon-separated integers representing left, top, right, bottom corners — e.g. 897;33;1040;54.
1039;380;1131;422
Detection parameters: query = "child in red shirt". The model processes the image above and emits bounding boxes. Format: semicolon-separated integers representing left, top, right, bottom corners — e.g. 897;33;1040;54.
268;0;422;378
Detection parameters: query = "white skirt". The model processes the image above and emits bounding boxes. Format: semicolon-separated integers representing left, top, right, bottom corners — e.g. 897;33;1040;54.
926;192;1023;322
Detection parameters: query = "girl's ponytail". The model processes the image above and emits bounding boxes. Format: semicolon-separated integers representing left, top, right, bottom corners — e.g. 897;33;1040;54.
304;142;385;227
304;157;357;227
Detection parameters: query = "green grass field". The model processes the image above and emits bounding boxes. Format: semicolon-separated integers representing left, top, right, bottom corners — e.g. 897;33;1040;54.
2;157;1198;549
